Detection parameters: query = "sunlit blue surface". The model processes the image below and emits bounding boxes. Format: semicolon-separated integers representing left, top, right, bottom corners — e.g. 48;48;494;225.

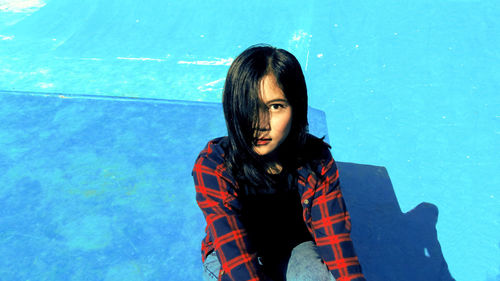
0;1;499;280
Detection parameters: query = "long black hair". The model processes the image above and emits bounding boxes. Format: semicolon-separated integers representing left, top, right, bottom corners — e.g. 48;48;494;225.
222;44;312;195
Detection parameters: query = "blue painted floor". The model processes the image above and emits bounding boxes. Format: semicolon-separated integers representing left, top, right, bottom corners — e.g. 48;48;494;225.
0;1;499;280
0;92;329;280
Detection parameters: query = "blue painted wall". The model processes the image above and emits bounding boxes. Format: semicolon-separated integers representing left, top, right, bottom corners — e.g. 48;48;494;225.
0;1;498;280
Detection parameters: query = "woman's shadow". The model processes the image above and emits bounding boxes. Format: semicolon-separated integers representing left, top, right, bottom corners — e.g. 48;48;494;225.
337;162;456;281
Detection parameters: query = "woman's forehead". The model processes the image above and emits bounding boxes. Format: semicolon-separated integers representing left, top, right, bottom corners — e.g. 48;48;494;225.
259;74;287;103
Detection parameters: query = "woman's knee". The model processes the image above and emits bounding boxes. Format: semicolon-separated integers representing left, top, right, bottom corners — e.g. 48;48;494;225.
286;241;335;281
202;251;221;281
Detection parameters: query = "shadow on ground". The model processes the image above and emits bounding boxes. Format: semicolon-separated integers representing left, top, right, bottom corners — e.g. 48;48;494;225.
338;161;455;281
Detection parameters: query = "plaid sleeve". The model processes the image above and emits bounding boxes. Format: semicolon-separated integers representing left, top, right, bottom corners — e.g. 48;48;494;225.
193;152;269;281
311;150;366;281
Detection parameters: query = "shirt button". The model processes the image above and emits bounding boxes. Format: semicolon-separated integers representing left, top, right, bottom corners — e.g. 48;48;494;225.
304;199;309;204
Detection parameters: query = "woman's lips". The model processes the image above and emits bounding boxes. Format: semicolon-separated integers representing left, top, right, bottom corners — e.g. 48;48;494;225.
255;138;271;145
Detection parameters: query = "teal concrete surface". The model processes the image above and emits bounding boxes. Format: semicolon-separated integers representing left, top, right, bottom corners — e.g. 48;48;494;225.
0;0;499;280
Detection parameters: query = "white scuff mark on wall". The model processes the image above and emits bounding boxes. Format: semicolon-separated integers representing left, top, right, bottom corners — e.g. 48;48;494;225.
29;68;49;75
178;57;233;66
80;58;102;61
117;57;165;62
305;49;309;71
205;78;224;86
0;35;14;40
197;78;225;92
197;86;222;92
0;0;46;13
288;30;312;72
1;68;14;73
36;82;53;89
51;38;66;48
291;30;311;42
37;68;49;75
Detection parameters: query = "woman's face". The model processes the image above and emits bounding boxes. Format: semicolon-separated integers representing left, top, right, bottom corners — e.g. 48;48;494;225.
253;74;292;156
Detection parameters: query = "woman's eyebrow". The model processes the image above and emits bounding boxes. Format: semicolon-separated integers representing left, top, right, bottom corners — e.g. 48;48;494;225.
265;98;288;104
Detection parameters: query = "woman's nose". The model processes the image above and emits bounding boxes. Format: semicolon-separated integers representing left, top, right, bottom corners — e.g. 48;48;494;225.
258;111;271;130
258;118;270;131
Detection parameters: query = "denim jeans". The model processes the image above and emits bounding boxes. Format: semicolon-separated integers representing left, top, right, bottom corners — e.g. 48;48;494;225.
202;241;335;281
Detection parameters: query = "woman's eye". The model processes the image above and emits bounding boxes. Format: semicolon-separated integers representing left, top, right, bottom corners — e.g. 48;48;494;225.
269;104;284;110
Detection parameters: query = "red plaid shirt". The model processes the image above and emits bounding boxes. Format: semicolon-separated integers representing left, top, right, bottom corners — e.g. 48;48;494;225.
193;136;365;281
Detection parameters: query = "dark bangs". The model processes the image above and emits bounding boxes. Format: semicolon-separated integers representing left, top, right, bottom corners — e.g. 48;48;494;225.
222;47;269;152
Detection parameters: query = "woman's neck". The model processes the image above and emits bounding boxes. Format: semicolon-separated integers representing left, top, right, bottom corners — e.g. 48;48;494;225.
266;163;282;174
261;147;285;174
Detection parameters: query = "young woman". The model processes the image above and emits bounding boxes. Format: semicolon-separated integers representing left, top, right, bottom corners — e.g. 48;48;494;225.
192;45;365;281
